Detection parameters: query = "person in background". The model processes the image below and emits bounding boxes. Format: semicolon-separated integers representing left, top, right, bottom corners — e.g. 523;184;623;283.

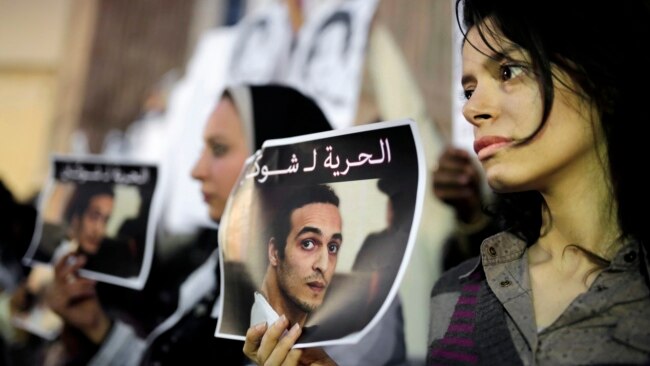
0;180;42;365
352;177;413;328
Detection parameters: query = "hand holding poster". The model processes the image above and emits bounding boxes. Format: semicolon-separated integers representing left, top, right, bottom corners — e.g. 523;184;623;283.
17;156;160;339
216;119;424;347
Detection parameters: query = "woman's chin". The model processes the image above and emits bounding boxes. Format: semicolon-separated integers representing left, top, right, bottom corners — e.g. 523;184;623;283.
486;173;518;193
208;209;224;223
488;179;532;194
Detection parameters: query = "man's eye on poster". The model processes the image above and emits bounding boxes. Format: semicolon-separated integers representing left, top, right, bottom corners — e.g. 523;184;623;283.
216;119;424;347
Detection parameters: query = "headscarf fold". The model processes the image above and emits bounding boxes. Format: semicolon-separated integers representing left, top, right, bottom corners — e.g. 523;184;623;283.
225;84;333;152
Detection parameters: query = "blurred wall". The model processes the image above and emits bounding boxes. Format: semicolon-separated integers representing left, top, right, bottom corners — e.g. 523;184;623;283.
0;0;199;201
0;0;73;201
79;0;195;152
377;0;453;141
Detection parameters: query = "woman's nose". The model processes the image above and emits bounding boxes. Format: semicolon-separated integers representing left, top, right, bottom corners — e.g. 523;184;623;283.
462;84;499;127
191;150;208;180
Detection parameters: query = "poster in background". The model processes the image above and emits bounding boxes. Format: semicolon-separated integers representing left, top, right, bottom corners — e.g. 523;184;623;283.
286;0;379;129
23;155;160;290
215;119;424;347
227;1;292;85
227;0;379;130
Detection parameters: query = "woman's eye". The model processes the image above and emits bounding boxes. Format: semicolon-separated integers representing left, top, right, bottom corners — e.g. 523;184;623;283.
500;64;525;81
301;239;316;250
463;89;474;100
210;143;228;157
328;243;339;254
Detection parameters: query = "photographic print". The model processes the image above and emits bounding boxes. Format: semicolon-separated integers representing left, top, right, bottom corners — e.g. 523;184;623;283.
216;119;424;347
23;156;160;290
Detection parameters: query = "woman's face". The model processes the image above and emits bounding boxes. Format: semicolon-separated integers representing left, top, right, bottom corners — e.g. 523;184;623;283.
461;23;604;193
192;97;250;221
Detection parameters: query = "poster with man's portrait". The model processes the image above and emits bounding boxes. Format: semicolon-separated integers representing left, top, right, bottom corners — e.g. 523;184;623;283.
216;120;424;347
286;0;379;129
226;0;379;129
23;155;160;290
227;1;292;85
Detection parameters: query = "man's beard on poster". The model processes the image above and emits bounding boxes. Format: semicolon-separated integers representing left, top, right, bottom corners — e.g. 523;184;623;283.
277;261;328;314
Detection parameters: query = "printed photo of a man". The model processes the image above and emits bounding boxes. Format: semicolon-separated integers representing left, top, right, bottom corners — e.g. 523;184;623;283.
251;184;342;330
216;120;423;347
51;184;115;262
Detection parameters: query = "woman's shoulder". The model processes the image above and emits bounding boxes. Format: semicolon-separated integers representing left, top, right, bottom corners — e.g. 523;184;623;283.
431;231;516;298
431;256;481;298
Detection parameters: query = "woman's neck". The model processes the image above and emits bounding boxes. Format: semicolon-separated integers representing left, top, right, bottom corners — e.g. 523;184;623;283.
528;167;620;328
536;162;620;261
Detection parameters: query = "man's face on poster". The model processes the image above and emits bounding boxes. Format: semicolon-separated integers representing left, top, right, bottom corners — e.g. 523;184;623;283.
275;202;342;313
75;194;114;255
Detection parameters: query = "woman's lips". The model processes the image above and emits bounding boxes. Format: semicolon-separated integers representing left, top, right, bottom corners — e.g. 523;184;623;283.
474;136;514;160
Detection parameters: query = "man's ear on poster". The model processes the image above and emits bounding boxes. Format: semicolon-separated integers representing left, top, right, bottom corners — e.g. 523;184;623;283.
268;237;280;267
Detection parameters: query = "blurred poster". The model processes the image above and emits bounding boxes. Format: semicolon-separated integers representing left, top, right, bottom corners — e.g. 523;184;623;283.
215;119;424;347
227;1;293;85
23;155;160;290
286;0;380;129
227;0;379;130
